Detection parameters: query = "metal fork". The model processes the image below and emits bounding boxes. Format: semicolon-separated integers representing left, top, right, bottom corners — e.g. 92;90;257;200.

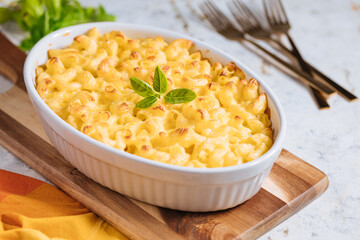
199;1;334;96
264;0;356;102
230;0;329;109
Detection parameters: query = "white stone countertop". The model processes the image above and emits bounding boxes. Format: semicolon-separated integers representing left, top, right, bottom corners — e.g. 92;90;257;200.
1;0;360;239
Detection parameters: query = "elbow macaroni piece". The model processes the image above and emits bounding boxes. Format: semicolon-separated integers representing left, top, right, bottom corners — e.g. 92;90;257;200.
36;28;273;168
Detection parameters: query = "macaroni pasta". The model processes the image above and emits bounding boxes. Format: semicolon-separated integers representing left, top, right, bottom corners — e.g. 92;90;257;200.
36;28;273;168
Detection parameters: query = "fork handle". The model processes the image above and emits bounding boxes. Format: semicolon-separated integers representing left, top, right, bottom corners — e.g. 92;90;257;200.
285;33;312;72
272;37;357;102
285;34;329;109
243;39;335;95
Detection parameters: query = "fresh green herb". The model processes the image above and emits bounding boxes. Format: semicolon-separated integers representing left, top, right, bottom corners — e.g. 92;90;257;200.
130;77;157;98
164;88;197;104
130;65;197;108
153;65;168;93
136;96;158;109
0;0;115;50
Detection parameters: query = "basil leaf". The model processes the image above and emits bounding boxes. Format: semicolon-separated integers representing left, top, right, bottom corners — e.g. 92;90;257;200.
136;96;158;109
164;88;197;104
153;66;168;93
0;8;11;24
130;77;156;98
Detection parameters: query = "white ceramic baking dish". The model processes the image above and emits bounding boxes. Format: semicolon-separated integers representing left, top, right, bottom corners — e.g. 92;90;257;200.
24;22;286;212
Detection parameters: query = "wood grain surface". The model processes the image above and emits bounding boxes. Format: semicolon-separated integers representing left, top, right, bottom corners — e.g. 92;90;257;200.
0;32;329;240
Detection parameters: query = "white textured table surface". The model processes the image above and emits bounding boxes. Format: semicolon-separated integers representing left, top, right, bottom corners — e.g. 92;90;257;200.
1;0;360;239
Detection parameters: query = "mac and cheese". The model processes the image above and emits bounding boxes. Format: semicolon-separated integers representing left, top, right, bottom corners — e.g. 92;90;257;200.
36;28;273;168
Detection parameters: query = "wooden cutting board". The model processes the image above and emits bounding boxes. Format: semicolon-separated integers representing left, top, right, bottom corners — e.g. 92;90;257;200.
0;32;328;240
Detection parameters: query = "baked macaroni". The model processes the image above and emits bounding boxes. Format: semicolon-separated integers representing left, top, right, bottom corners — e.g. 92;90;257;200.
36;28;273;168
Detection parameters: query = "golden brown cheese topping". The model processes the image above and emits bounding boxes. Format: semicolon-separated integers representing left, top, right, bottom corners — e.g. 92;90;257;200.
36;27;273;168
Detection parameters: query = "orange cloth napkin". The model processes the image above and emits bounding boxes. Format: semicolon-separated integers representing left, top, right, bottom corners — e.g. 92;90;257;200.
0;169;128;240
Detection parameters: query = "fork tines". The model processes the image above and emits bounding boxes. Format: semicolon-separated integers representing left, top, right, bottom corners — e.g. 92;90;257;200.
231;0;263;31
200;0;242;38
263;0;290;26
200;1;228;32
